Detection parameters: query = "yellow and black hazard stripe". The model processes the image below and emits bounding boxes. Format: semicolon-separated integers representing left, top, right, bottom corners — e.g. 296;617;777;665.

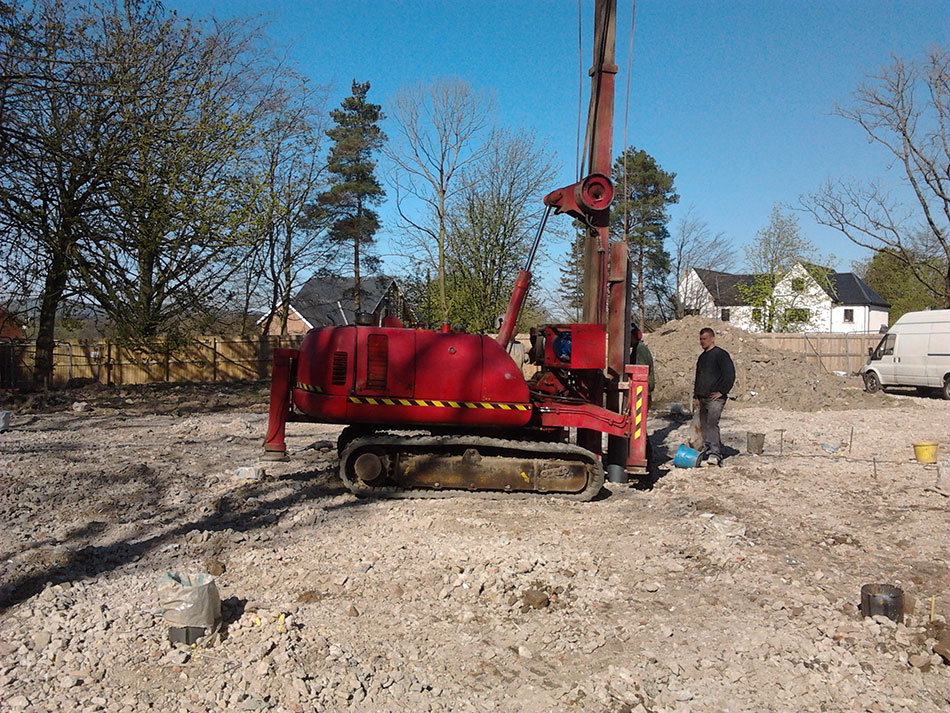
295;382;324;394
633;385;644;439
348;396;530;411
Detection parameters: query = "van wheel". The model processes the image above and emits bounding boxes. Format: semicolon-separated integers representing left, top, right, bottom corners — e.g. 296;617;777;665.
942;378;950;400
863;372;881;394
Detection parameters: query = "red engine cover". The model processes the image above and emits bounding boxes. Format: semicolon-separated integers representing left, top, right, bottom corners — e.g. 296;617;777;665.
294;326;532;428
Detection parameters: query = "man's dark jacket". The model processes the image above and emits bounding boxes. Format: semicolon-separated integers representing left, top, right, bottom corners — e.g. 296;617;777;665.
693;345;735;398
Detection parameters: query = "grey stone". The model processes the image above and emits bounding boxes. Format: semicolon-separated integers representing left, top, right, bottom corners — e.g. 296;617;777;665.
235;467;265;481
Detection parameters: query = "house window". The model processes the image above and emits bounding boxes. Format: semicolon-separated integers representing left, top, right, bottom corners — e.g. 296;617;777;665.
785;308;810;323
720;309;730;322
791;278;806;293
843;308;854;323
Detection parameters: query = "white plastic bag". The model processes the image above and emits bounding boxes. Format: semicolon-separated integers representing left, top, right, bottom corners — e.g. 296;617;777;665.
157;572;221;628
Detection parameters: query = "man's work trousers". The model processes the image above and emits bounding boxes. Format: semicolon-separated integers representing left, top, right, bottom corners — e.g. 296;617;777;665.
698;395;727;457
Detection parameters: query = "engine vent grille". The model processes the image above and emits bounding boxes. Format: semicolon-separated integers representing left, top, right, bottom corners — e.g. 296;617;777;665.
366;335;388;389
331;351;348;385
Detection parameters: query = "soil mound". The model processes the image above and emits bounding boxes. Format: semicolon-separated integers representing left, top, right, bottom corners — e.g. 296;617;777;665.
643;316;884;411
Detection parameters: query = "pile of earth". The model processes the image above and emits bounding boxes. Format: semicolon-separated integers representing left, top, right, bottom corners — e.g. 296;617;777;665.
643;315;891;411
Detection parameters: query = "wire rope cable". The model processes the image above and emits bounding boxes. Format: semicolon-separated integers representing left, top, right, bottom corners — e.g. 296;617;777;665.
622;0;637;210
576;0;584;182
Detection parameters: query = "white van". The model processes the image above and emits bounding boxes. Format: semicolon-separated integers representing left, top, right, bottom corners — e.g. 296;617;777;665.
861;309;950;399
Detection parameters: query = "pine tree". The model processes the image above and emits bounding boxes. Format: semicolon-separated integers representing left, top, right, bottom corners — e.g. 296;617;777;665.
610;147;678;324
318;81;386;311
557;231;586;321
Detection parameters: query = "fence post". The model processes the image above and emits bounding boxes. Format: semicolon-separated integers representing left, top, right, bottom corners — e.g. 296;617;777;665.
212;338;218;382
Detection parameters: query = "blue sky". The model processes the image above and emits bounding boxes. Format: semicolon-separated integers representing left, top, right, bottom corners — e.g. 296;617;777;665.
170;0;948;279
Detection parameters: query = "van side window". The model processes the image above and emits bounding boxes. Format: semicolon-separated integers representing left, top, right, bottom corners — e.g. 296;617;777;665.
881;334;896;356
872;334;896;360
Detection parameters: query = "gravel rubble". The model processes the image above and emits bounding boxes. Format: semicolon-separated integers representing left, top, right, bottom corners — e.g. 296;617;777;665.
1;330;948;712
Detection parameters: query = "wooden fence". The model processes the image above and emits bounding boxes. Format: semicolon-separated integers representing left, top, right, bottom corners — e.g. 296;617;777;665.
0;330;882;389
755;332;881;374
0;336;305;388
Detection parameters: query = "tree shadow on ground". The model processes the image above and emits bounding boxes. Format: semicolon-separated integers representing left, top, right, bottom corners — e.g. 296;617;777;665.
0;462;368;612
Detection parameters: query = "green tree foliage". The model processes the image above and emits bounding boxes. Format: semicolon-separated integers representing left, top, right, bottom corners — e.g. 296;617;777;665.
609;147;677;325
0;0;134;383
739;206;820;332
556;232;586;321
0;0;307;381
443;130;555;332
77;6;275;348
0;0;340;382
317;80;386;312
856;248;945;322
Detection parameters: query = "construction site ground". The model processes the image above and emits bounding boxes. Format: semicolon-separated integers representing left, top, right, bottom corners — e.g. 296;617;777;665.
2;322;950;713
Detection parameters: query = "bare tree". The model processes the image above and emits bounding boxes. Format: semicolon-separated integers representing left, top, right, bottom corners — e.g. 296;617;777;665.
386;78;494;322
237;78;335;338
668;206;735;318
802;47;950;307
0;223;36;333
443;129;557;332
740;205;825;331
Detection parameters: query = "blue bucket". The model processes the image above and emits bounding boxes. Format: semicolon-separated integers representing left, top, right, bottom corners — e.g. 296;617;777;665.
673;444;701;468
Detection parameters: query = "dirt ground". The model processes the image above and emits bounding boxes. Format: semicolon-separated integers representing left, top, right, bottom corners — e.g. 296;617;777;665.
1;374;949;712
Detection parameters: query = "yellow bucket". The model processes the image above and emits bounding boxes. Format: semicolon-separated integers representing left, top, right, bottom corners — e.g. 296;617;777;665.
912;441;938;464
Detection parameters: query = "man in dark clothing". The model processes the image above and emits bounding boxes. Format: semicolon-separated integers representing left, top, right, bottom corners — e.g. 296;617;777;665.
629;322;655;394
693;327;735;467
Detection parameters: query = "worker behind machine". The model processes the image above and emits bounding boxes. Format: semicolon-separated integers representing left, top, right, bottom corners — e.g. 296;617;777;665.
629;322;655;395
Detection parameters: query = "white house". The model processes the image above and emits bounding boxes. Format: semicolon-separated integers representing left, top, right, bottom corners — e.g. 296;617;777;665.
678;263;890;333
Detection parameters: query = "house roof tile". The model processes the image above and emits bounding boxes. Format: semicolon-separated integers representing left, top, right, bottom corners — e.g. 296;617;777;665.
830;272;891;308
694;269;760;306
293;274;398;327
695;265;890;309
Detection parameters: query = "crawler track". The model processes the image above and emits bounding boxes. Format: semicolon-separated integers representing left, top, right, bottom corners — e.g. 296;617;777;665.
339;434;604;502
